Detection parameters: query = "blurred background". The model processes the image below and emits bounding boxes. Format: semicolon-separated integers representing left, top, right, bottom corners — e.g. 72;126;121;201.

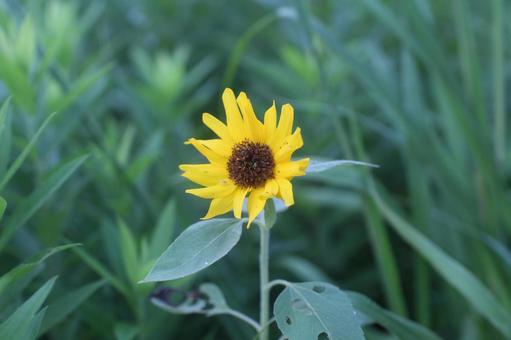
0;0;510;339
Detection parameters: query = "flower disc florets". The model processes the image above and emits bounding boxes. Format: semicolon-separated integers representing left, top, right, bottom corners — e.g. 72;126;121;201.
227;140;275;189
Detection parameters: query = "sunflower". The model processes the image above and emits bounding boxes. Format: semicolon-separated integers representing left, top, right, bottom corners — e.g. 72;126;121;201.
179;88;309;227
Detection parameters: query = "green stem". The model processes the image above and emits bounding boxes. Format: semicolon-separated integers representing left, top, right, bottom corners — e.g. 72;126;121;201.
259;225;270;340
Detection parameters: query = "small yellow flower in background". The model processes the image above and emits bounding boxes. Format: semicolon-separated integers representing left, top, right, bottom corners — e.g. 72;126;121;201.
179;88;309;227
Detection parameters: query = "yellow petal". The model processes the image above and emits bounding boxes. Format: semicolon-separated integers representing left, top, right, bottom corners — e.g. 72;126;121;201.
185;138;227;164
237;92;264;142
276;178;294;206
185;181;235;199
222;88;245;142
202;192;236;219
263;101;276;143
180;164;228;186
270;103;294;151
275;158;310;178
179;163;227;175
263;179;279;197
232;188;249;218
182;171;224;187
247;188;267;228
202;113;234;144
193;139;232;158
274;127;303;163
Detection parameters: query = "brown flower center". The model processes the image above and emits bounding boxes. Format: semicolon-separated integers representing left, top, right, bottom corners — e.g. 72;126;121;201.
227;140;275;188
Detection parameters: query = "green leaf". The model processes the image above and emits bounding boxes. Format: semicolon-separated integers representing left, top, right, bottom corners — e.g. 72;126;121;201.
306;159;378;174
153;283;230;316
277;256;332;283
39;280;105;334
0;155;88;252
0;111;59;191
151;282;260;331
0;244;80;296
114;323;139;340
117;219;139;283
49;64;113;113
0;277;57;340
347;291;441;340
199;283;229;316
151;288;207;315
274;281;364;340
199;283;261;330
15;15;35;69
25;307;47;340
141;218;243;282
148;198;176;261
71;246;130;297
363;196;407;316
371;182;511;337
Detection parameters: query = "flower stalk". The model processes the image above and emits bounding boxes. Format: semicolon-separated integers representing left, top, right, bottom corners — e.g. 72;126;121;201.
259;222;270;340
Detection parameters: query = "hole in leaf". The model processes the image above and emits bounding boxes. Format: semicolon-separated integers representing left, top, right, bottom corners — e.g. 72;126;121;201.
317;332;329;340
151;287;190;306
291;298;307;310
313;285;325;293
292;298;312;315
285;316;292;325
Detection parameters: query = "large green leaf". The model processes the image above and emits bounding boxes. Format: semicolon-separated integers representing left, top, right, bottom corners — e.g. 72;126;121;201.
347;292;441;340
274;281;364;340
0;277;56;340
40;280;105;334
371;182;511;337
141;218;243;282
0;155;88;252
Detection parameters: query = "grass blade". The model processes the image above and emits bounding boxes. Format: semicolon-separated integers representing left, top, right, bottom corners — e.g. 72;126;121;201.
0;111;59;191
347;291;441;340
0;277;57;339
370;181;511;337
0;244;80;296
0;155;88;252
362;195;407;317
40;280;105;334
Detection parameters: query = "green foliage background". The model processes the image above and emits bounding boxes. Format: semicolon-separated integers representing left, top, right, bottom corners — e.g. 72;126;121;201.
0;0;510;339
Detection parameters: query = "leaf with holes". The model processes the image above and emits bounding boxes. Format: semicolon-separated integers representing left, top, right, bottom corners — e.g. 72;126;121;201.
151;287;207;315
141;218;243;282
274;282;364;340
348;291;441;340
199;283;229;316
